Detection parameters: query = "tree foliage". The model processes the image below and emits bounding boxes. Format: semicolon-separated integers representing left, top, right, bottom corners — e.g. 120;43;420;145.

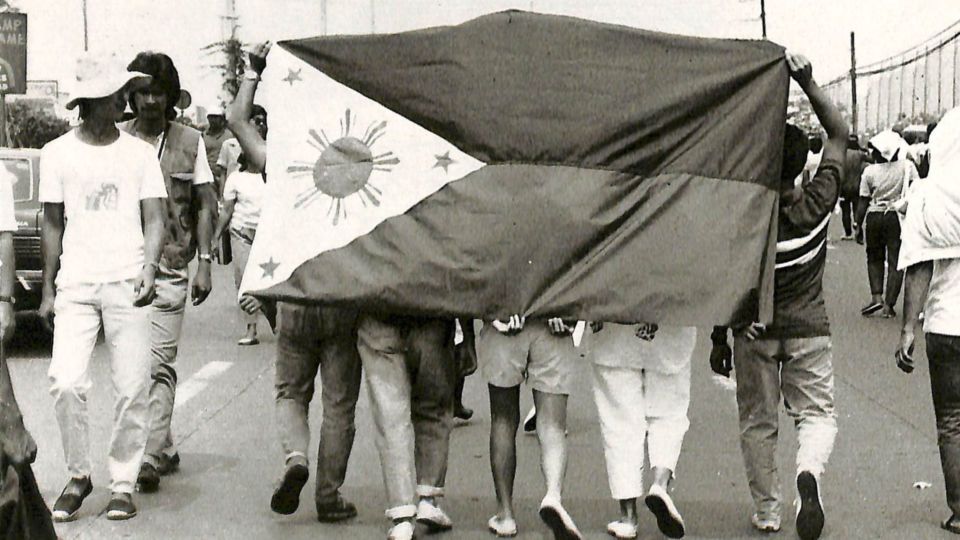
202;38;245;110
5;100;70;148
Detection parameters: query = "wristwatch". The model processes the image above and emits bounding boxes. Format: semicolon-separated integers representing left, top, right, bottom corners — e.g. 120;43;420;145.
0;295;15;305
198;253;213;263
243;70;260;82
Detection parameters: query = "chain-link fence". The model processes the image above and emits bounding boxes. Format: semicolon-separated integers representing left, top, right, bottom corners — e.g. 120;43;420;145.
823;20;960;138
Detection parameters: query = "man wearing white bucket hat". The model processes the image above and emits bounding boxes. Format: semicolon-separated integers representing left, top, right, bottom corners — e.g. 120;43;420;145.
39;52;167;521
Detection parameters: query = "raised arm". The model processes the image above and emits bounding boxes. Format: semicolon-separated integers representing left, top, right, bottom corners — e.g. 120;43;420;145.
788;53;848;165
780;54;849;231
227;42;270;172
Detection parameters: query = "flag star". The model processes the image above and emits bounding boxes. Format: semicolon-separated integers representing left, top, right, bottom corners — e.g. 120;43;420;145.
282;68;302;86
433;151;455;173
259;257;280;278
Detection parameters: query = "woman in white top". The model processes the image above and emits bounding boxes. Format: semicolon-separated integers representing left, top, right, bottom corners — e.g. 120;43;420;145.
214;146;267;345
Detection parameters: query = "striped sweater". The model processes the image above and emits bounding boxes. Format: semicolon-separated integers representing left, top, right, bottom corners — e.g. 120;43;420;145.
765;158;842;339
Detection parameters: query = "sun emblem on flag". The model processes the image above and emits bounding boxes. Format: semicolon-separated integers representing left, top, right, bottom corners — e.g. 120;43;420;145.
286;109;400;225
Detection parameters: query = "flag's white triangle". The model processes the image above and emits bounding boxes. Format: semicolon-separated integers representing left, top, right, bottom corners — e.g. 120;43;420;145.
241;46;485;296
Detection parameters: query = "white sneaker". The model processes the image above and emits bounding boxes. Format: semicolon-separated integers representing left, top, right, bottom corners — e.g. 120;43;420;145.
539;496;582;540
488;515;518;537
645;483;685;538
606;519;638;539
416;499;453;531
751;512;782;532
387;520;414;540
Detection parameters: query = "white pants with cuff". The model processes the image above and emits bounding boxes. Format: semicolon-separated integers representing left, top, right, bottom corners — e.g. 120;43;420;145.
47;279;151;494
588;324;694;501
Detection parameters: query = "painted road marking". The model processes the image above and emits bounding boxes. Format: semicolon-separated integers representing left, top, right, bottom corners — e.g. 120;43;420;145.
174;361;234;410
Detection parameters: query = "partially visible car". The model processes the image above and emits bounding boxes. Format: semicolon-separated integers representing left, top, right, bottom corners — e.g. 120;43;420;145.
3;148;42;311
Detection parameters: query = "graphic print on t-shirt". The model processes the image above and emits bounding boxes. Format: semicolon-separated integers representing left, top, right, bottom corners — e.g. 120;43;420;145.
84;182;119;211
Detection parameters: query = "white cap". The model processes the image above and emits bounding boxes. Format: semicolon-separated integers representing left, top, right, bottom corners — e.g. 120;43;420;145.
65;51;150;110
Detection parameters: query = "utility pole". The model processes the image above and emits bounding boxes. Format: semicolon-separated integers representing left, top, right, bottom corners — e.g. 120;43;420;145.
82;0;88;51
760;0;767;39
321;0;327;35
850;32;858;136
370;0;375;33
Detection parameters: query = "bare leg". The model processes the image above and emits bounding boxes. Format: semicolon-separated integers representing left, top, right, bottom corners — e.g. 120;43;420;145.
650;466;672;490
488;384;520;521
533;389;568;500
617;498;638;526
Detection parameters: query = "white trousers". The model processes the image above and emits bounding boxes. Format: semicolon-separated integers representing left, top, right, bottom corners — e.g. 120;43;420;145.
591;360;691;500
47;279;151;493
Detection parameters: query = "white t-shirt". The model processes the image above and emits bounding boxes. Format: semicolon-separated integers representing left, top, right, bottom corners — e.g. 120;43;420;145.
860;160;920;213
924;257;960;336
0;166;16;232
39;130;168;286
0;167;15;270
223;170;265;230
217;138;242;180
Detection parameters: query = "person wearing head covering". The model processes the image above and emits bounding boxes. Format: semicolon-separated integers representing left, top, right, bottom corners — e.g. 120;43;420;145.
855;129;920;318
39;52;167;521
119;51;217;494
896;106;960;535
202;104;232;192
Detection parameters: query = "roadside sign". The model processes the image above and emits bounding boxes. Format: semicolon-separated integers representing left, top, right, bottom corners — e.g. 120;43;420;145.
0;13;26;94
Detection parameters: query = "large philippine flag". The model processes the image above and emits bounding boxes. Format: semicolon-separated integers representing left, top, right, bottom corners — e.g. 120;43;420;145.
241;10;788;327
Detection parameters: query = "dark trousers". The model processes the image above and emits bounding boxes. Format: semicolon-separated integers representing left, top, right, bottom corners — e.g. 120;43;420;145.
927;333;960;516
839;197;855;236
864;211;903;306
274;303;362;505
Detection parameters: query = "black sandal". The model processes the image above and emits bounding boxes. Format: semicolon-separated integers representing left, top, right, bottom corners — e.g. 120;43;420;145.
52;476;93;522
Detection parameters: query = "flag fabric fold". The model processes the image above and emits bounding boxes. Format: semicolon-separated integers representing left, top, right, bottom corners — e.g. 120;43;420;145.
242;10;788;326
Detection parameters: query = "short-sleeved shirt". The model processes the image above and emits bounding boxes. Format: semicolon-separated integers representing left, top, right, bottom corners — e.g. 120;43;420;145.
841;149;867;199
860;160;919;213
0;166;16;233
924;258;960;337
0;167;16;270
39;130;168;286
222;170;266;230
203;129;231;172
766;158;843;339
217;138;242;180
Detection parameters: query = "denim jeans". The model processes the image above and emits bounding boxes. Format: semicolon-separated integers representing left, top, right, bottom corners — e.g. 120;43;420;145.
47;279;151;493
274;303;361;504
356;315;457;519
734;335;838;520
926;333;960;516
143;265;189;467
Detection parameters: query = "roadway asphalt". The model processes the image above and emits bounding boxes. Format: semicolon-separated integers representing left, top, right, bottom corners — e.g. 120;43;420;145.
6;219;957;539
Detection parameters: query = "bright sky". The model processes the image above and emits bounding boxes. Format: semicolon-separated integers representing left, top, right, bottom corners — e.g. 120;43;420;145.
22;0;960;116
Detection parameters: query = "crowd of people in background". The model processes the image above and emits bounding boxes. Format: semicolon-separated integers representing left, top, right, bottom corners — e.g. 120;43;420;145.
1;33;960;540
